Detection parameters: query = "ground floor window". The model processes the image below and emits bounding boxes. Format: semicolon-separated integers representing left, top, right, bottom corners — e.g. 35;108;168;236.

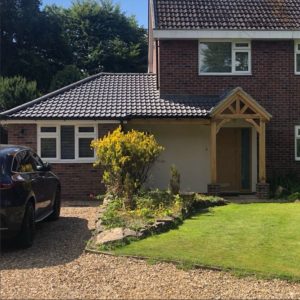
38;124;97;162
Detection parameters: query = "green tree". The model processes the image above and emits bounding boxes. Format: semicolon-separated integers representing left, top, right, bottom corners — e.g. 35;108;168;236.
0;76;40;111
49;0;148;74
0;0;72;92
50;65;85;91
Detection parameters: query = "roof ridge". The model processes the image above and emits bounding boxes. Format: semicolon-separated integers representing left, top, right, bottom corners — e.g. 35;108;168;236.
0;73;155;118
0;73;103;118
100;72;155;76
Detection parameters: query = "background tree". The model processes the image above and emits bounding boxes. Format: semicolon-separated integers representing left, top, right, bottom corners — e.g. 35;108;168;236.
0;0;72;92
50;65;84;91
0;76;40;111
49;0;148;75
0;0;147;94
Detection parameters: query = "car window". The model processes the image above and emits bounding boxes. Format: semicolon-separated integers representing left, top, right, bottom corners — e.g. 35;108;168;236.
13;151;37;173
31;151;44;169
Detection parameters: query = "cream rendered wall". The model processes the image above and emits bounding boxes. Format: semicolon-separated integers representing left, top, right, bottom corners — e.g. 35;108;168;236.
125;120;258;193
125;123;211;192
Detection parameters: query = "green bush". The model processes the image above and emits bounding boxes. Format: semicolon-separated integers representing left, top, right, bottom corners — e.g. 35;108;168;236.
288;192;300;202
0;76;40;111
101;198;125;228
269;173;300;199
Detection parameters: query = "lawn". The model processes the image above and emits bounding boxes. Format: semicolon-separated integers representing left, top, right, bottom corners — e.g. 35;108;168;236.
114;203;300;281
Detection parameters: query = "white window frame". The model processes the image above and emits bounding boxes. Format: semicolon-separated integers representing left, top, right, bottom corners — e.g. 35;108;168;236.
295;126;300;161
37;125;59;160
37;123;98;163
295;40;300;75
199;40;252;76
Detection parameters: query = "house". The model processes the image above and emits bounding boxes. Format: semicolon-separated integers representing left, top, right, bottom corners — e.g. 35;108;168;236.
1;0;300;201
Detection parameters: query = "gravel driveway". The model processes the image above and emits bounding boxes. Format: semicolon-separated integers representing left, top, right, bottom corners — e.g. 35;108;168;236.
1;206;300;299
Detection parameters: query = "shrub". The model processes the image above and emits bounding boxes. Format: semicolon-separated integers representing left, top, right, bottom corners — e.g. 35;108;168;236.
169;165;180;195
288;192;300;202
269;173;300;199
92;127;164;209
101;198;125;228
0;76;40;111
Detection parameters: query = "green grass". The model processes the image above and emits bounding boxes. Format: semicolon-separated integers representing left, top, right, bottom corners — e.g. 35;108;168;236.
114;203;300;281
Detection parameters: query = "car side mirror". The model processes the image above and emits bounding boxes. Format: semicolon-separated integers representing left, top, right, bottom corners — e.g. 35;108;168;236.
37;162;51;172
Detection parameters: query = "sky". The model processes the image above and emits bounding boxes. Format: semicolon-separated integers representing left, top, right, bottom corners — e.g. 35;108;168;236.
41;0;148;28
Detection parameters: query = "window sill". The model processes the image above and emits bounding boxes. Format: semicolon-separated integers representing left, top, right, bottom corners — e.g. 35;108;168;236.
42;159;95;164
198;73;252;76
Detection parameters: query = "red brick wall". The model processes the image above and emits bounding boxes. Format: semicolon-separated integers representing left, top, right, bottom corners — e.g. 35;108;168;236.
7;123;119;201
159;40;300;178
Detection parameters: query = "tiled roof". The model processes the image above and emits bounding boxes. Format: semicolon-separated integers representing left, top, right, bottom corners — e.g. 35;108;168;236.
154;0;300;30
0;73;220;120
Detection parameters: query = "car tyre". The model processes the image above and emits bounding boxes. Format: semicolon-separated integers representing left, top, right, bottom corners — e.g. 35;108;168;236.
47;188;61;221
18;202;35;248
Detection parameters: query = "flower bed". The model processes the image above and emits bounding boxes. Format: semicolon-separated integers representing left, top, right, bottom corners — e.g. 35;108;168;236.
87;192;227;251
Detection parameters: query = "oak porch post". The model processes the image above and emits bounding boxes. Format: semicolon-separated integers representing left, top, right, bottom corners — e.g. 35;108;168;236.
256;119;269;198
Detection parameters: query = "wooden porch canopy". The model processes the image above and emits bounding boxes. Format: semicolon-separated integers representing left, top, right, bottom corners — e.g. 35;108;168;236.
209;87;272;185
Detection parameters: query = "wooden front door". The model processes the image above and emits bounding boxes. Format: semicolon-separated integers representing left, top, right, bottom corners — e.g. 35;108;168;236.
217;128;251;192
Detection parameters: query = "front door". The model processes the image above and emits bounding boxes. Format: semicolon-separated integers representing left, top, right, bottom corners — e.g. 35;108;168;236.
217;128;251;193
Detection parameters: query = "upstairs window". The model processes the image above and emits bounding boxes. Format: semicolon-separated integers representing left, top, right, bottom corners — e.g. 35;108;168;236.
38;124;97;162
295;41;300;74
199;41;251;75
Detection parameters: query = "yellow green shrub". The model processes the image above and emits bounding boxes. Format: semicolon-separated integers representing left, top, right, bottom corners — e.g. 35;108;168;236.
91;126;164;207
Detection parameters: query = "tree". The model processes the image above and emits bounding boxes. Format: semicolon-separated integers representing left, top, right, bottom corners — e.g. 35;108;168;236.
0;0;72;92
49;0;148;75
50;65;85;91
0;76;40;111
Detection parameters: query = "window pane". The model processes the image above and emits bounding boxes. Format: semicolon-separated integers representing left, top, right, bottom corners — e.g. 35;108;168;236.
18;151;36;173
235;42;249;48
200;42;232;73
235;52;249;72
61;126;75;159
297;44;300;51
297;54;300;73
78;127;95;133
41;127;56;133
79;138;94;158
41;138;56;158
297;139;300;158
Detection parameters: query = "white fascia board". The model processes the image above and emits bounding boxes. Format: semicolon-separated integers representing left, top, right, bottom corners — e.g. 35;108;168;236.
0;120;121;125
153;30;300;40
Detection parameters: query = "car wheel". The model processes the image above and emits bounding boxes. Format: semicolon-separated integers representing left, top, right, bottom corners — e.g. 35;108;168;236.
18;202;35;248
47;188;61;221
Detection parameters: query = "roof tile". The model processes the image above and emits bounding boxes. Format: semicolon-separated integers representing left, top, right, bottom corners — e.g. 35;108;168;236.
154;0;300;30
0;73;220;120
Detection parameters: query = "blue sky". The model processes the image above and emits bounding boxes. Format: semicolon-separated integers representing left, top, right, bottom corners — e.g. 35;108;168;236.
41;0;148;27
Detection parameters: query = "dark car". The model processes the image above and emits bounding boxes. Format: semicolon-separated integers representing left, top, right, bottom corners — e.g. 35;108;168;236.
0;145;61;247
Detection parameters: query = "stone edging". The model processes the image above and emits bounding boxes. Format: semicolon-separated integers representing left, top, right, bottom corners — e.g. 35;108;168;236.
87;196;227;251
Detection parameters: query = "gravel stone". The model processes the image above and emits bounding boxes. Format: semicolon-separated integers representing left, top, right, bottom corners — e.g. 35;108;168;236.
1;206;300;299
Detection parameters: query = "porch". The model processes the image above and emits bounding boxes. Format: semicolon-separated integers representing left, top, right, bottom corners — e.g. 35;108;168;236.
208;88;272;199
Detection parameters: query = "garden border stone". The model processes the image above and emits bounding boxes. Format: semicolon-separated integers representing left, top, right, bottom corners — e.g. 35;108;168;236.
87;194;228;251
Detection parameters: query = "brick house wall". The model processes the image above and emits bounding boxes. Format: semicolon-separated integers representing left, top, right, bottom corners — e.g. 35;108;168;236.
159;39;300;178
7;123;118;201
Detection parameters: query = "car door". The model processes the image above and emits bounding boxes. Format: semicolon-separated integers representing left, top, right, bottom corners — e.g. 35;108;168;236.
15;150;47;220
30;151;57;213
